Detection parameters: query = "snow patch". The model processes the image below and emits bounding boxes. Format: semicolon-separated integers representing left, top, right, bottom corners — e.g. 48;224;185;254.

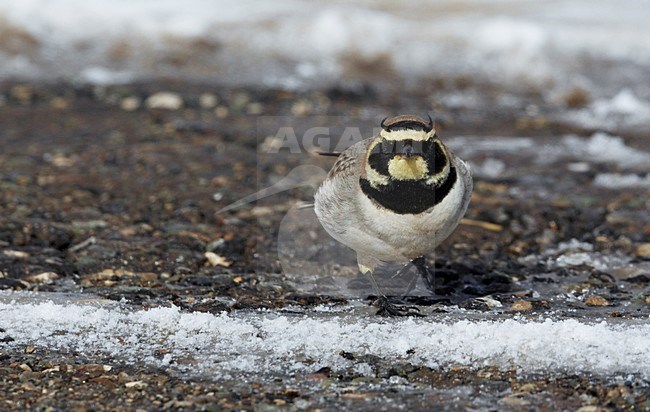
451;133;650;172
568;89;650;129
1;293;650;378
1;0;650;98
594;173;650;189
561;133;650;168
520;238;632;273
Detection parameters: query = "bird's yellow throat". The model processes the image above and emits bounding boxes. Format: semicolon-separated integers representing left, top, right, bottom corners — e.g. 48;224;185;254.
387;156;428;180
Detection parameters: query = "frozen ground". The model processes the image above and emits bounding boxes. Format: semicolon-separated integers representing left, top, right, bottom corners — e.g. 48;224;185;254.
1;291;649;380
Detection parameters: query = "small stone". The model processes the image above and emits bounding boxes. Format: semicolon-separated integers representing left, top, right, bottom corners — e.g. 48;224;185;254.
44;152;76;168
3;250;29;259
25;272;59;284
124;380;147;388
291;100;312;117
635;243;650;258
19;364;32;372
136;272;158;282
517;383;537;393
511;300;533;311
50;96;70;110
567;162;590;173
199;93;218;109
576;407;607;412
120;96;140;111
246;102;264;115
562;85;590;108
42;366;60;373
11;84;33;104
145;92;183;110
644;296;650;304
585;295;609;306
476;297;503;308
214;106;229;118
205;252;231;267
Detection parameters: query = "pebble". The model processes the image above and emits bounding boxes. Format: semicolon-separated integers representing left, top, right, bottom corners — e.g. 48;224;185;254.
120;96;141;111
24;272;59;284
476;296;503;308
246;102;264;115
124;380;147;388
511;300;533;311
584;295;609;307
3;250;29;259
11;84;33;105
199;93;219;109
214;106;229;118
145;92;183;110
205;252;231;267
561;85;590;108
49;97;70;110
635;243;650;258
517;383;537;393
19;364;32;372
576;406;608;412
291;100;312;117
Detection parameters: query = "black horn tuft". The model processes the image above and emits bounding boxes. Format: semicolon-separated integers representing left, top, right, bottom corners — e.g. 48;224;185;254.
426;113;434;132
380;117;389;131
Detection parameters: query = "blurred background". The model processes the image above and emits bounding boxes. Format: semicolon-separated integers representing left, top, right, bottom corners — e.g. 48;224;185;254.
2;0;650;127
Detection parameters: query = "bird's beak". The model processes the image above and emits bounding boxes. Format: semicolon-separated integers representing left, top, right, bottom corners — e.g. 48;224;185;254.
402;142;414;158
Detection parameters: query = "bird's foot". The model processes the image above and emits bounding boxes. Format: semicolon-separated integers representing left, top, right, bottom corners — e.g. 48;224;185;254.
374;296;424;317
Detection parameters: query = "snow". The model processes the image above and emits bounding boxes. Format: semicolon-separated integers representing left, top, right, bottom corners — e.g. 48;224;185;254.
1;0;650;100
594;173;650;189
561;133;650;168
1;292;649;378
518;238;633;273
568;89;650;130
449;133;650;171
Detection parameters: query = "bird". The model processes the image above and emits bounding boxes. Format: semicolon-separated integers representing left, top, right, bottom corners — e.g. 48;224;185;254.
314;114;473;315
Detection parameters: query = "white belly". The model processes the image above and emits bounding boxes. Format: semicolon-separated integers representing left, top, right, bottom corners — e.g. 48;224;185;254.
353;173;468;261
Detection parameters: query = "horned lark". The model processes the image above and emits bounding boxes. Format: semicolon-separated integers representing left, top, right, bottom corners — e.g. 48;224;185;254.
314;115;473;315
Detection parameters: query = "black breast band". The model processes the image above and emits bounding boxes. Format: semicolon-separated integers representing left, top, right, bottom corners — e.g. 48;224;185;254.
359;167;458;215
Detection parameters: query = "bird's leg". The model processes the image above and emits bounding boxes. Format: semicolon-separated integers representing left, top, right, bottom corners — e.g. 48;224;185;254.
412;256;436;293
390;261;420;299
359;260;422;316
366;270;422;317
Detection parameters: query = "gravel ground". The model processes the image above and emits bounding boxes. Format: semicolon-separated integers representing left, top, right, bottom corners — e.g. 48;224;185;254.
0;80;649;411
